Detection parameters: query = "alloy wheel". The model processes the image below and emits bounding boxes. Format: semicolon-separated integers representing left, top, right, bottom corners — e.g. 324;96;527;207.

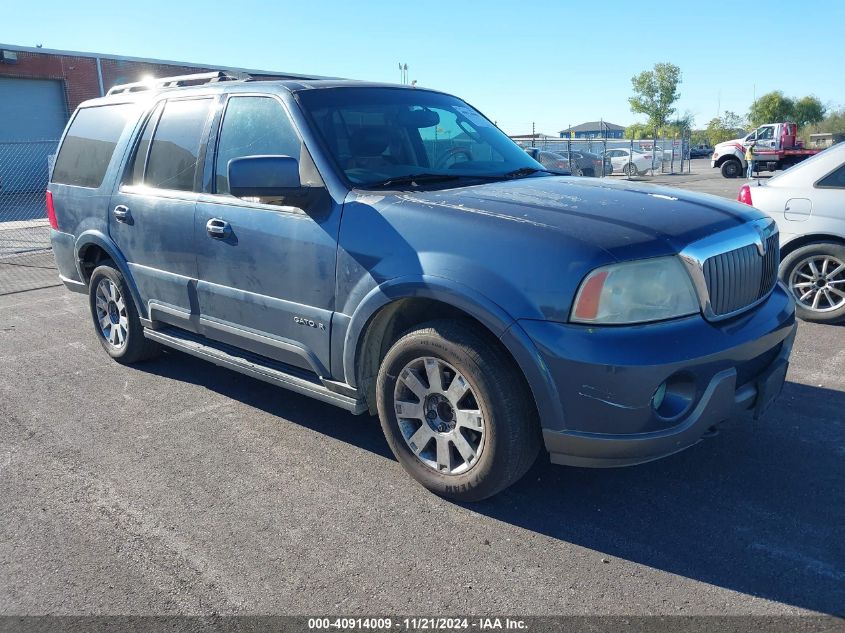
789;255;845;312
94;278;129;348
393;356;485;475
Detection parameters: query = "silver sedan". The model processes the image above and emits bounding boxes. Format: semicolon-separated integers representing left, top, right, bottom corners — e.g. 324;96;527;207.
737;142;845;323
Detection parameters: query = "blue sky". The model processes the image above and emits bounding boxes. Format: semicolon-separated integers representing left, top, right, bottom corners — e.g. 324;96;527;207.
3;0;843;135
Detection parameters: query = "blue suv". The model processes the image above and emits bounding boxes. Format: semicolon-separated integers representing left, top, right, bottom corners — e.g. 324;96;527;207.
47;72;796;500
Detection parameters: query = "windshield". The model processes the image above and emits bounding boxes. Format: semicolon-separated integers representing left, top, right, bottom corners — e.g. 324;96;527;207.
296;87;542;186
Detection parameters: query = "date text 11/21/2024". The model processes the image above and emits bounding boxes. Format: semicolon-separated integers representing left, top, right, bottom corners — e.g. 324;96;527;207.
307;618;527;630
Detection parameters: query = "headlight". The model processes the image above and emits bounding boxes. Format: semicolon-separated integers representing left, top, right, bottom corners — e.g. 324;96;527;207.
571;256;700;325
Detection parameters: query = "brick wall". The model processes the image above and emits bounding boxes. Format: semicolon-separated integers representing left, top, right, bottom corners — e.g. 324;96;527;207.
0;49;306;122
0;50;101;115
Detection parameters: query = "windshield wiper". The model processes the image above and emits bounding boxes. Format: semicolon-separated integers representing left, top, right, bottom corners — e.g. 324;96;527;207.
368;173;462;188
498;167;556;179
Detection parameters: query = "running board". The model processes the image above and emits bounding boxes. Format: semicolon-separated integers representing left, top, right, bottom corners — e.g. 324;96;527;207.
144;327;367;414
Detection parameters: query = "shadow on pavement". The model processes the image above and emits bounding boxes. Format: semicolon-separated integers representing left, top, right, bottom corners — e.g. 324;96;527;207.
141;351;845;615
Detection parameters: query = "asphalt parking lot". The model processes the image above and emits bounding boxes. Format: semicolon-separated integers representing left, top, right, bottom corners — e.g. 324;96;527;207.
0;165;843;618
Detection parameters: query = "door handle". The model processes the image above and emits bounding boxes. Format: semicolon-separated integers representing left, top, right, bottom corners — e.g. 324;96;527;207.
113;205;131;223
206;218;232;238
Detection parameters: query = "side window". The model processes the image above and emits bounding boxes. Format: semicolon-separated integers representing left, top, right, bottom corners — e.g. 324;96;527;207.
215;96;301;196
144;98;212;192
125;102;164;186
52;104;135;188
817;162;845;189
757;126;775;140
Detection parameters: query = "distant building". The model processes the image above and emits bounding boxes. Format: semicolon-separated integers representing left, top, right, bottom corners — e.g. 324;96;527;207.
560;121;625;139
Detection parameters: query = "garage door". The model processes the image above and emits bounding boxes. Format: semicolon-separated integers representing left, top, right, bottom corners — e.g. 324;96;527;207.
0;77;68;195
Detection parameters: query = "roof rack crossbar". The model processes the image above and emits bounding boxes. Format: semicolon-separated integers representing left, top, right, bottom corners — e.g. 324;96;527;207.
106;71;249;96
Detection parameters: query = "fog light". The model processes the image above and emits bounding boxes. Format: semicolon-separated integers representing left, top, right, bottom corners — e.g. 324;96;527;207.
652;382;667;410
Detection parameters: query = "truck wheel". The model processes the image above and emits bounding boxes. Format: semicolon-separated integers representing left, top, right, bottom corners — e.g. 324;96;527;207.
376;320;541;502
88;263;161;363
781;243;845;324
720;159;741;178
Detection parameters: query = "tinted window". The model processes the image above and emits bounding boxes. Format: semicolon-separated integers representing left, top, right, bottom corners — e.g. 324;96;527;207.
215;96;301;195
52;104;135;188
817;162;845;189
125;102;163;186
144;99;211;191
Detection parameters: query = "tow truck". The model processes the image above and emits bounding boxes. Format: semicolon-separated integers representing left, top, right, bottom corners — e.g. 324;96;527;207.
711;122;820;178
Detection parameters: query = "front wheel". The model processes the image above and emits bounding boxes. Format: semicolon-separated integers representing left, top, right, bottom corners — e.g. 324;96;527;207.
720;159;742;178
781;243;845;323
88;263;161;363
376;320;541;502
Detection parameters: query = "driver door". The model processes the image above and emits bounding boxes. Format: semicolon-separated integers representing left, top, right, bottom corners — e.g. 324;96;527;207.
194;94;340;376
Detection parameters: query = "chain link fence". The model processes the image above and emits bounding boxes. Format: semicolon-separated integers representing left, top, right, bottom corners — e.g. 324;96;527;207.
0;140;61;295
514;133;693;178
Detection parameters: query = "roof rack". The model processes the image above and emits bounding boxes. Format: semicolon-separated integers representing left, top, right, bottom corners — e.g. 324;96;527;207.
106;71;249;96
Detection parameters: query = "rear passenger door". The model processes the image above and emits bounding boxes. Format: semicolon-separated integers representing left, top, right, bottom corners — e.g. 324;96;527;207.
110;97;213;326
193;94;340;376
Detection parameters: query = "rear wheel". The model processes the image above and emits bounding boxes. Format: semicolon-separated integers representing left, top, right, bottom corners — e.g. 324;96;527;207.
88;263;161;363
624;162;638;177
781;243;845;323
376;320;540;501
720;159;742;178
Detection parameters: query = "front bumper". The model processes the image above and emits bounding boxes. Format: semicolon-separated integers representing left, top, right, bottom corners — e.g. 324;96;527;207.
517;282;796;467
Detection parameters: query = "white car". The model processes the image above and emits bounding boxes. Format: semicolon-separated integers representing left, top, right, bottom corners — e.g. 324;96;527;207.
603;148;652;176
737;142;845;323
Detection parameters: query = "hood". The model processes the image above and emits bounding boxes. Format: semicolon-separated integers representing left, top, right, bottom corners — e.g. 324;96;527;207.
388;176;764;261
715;138;746;151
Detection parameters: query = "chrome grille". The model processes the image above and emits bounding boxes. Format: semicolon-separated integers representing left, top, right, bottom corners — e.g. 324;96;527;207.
703;234;779;317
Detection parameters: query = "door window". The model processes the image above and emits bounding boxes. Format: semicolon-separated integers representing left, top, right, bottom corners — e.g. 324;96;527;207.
756;126;775;141
143;98;212;192
817;162;845;189
125;102;164;186
215;96;301;198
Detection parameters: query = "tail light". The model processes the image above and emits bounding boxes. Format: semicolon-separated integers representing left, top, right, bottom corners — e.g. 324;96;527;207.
643;154;652;160
46;190;58;229
737;184;753;206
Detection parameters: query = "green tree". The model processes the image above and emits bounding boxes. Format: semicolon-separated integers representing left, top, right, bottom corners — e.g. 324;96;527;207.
628;63;682;136
704;111;747;146
798;108;845;144
793;96;826;127
624;122;650;139
748;91;795;127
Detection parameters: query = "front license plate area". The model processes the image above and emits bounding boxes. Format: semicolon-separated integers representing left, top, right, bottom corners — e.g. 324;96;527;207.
754;359;788;419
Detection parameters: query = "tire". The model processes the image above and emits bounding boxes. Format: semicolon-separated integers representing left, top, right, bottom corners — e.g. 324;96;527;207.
624;162;638;177
572;167;584;177
720;159;742;178
780;242;845;324
88;263;161;363
376;320;541;502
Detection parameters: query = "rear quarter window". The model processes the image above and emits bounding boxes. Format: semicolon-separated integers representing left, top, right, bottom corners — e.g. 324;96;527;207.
52;104;136;188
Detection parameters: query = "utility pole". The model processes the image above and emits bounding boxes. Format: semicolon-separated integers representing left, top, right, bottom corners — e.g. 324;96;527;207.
531;122;536;147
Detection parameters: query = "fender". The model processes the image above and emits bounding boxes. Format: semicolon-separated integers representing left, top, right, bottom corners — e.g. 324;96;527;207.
342;275;565;429
74;230;147;319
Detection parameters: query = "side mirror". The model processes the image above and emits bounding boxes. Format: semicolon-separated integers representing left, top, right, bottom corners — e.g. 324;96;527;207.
228;155;301;198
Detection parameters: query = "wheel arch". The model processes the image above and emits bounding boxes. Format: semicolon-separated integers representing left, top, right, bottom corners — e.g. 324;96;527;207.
74;231;147;319
780;233;845;261
715;154;741;167
344;276;561;426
